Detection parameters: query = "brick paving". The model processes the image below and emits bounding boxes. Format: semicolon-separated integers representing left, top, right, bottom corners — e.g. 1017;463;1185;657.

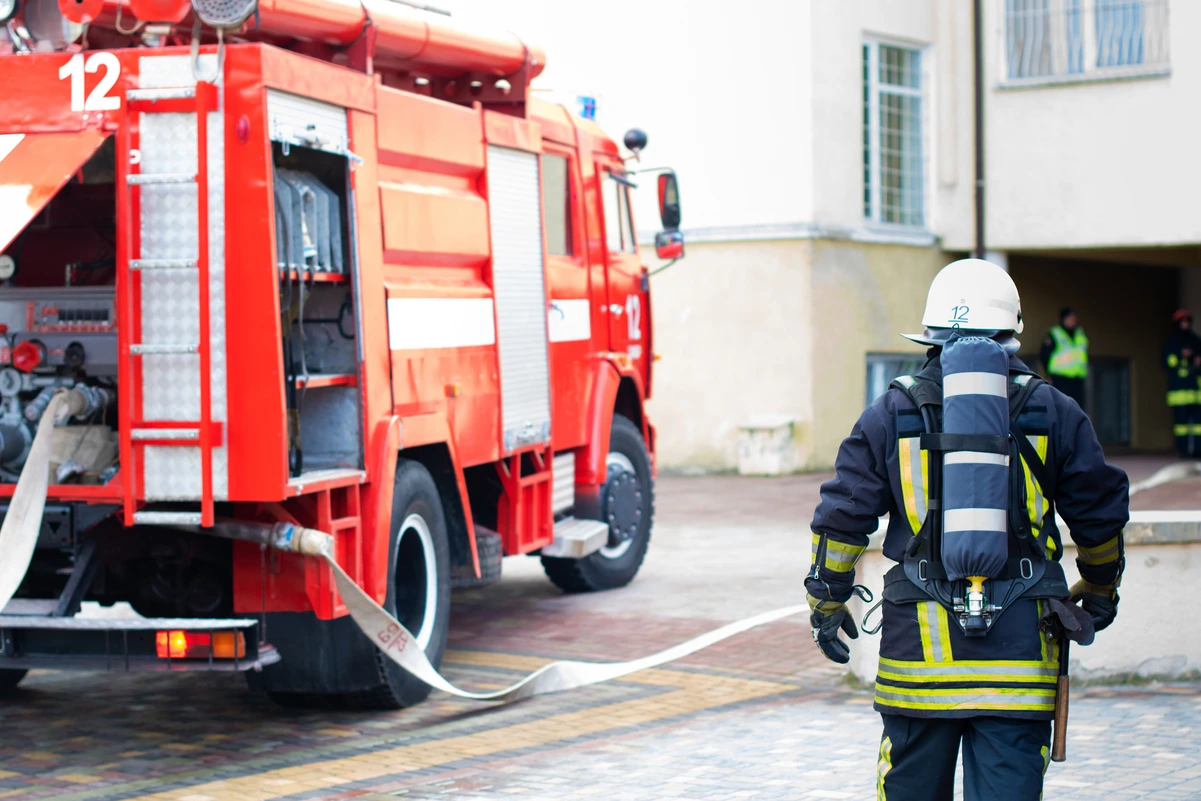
0;474;1196;800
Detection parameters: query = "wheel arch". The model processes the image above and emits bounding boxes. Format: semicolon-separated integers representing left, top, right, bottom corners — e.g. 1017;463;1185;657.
397;442;479;582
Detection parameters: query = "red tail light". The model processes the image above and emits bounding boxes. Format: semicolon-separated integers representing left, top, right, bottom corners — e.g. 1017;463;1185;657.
155;630;245;659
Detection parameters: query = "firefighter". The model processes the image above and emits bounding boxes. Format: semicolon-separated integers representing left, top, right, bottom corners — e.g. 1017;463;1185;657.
806;259;1127;801
1163;309;1201;458
1039;308;1089;412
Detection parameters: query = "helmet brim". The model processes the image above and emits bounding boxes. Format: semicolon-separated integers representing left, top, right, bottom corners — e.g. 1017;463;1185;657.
901;329;1021;353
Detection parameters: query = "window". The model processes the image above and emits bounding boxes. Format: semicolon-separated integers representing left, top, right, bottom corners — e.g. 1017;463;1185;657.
601;173;637;254
541;153;573;257
863;41;924;228
1004;0;1169;83
865;354;926;406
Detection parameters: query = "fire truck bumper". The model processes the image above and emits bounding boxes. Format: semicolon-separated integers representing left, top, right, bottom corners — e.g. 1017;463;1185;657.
0;614;278;672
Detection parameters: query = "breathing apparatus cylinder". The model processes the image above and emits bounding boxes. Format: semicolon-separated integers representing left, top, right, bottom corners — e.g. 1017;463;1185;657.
940;336;1011;592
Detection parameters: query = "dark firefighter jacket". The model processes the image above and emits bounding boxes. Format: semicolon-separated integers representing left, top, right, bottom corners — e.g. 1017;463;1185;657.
1163;330;1201;406
806;352;1128;720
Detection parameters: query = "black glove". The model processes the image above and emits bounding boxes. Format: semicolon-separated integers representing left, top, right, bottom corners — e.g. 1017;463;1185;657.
809;599;859;664
1071;580;1119;632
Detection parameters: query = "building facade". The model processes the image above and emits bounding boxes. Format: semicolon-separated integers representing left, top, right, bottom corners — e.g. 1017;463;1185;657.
447;0;1195;469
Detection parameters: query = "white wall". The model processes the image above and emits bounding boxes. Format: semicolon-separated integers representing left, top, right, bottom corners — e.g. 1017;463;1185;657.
940;0;1201;251
443;0;815;237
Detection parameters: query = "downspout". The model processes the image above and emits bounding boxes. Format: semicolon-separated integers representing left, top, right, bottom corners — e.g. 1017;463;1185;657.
973;0;986;259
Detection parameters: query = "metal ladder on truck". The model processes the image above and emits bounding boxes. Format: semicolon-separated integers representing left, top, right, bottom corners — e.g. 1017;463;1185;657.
118;80;221;528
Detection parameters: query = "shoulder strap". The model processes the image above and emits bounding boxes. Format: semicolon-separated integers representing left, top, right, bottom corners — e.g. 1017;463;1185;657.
1009;375;1055;501
889;374;943;422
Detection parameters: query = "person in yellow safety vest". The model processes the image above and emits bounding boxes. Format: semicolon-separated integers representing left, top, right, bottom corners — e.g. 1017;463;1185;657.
1163;309;1201;457
1039;308;1089;412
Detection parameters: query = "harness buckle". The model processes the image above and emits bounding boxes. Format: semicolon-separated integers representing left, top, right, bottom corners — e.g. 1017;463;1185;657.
918;559;927;582
1020;557;1034;580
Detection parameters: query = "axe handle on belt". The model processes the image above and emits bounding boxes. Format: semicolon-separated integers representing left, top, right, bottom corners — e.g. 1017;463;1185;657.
1051;637;1070;762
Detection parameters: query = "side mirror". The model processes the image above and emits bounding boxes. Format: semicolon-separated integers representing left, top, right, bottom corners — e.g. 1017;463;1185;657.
657;171;681;231
654;230;684;261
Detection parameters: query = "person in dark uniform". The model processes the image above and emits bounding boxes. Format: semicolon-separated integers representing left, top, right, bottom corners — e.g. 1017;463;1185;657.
806;260;1127;801
1163;309;1201;457
1039;308;1089;412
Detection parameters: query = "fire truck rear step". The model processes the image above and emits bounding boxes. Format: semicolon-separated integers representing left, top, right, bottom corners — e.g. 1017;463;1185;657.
0;616;278;672
542;517;609;559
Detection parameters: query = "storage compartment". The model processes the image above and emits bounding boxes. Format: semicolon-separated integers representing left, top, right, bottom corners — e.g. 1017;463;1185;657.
0;138;120;484
272;141;362;476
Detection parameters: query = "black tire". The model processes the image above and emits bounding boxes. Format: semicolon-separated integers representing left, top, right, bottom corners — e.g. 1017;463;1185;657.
542;415;654;593
0;669;26;696
341;459;452;709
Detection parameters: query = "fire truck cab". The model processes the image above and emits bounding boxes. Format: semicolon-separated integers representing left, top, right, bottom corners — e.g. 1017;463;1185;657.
0;0;684;707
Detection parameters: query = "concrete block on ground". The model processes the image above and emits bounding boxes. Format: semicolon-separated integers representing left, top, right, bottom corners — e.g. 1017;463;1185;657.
737;415;796;476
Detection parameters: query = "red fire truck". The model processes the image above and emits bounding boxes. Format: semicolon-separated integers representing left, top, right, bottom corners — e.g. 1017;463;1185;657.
0;0;683;707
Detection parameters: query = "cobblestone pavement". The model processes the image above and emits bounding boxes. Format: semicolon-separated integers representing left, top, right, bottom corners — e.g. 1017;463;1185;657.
0;475;1198;800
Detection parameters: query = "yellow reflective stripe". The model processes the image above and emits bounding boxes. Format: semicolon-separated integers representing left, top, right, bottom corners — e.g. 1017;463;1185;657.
876;669;1056;685
917;601;937;662
823;539;866;572
874;684;1057;712
1168;353;1180;368
935;603;953;662
1039;601;1048;663
1077;535;1120;565
898;437;925;533
810;532;820;564
877;735;892;801
1022;435;1049;531
1167;389;1197;406
1175;424;1190;436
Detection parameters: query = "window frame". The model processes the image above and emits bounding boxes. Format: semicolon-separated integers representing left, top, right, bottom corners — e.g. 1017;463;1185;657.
540;147;580;262
863;39;926;230
600;169;638;256
865;352;927;407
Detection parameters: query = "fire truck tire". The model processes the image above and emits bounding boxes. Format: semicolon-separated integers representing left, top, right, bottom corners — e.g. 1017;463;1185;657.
0;669;26;695
343;459;452;709
542;415;654;593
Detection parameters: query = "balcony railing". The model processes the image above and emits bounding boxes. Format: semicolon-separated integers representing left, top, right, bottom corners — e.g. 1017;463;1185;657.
1003;0;1170;86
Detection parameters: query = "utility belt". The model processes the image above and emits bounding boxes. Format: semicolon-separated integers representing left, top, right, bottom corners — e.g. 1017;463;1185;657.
881;560;1070;606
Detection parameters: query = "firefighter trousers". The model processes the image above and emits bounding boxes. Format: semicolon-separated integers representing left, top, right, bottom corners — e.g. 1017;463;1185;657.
876;714;1051;801
1172;404;1201;458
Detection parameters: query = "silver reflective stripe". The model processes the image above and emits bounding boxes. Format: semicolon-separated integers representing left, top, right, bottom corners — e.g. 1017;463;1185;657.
910;444;927;524
945;451;1009;467
879;660;1056;680
924;603;946;662
874;686;1056;709
825;549;859;571
943;372;1008;398
943;508;1008;533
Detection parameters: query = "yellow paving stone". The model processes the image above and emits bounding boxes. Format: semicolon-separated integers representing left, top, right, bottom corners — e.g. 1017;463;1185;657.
125;661;793;801
18;752;58;762
0;789;27;798
118;751;147;758
163;743;204;752
315;728;358;737
0;772;17;780
57;775;103;784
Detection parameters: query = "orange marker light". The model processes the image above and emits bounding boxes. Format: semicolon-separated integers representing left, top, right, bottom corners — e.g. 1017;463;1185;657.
212;631;246;659
155;630;190;659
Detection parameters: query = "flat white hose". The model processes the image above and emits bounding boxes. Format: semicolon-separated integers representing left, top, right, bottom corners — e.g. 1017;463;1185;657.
0;393;70;612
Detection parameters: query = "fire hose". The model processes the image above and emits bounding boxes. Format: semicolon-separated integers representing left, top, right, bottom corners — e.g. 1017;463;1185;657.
0;407;806;702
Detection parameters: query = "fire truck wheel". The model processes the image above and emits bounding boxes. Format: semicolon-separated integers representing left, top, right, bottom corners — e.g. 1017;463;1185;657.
542;415;654;593
0;669;26;696
345;459;451;709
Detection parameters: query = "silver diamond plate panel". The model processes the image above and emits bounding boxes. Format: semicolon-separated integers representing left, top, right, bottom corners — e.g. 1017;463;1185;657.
487;146;551;453
552;452;575;514
137;55;228;500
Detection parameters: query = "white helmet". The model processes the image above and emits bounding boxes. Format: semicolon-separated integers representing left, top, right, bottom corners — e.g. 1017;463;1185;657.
903;258;1023;348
